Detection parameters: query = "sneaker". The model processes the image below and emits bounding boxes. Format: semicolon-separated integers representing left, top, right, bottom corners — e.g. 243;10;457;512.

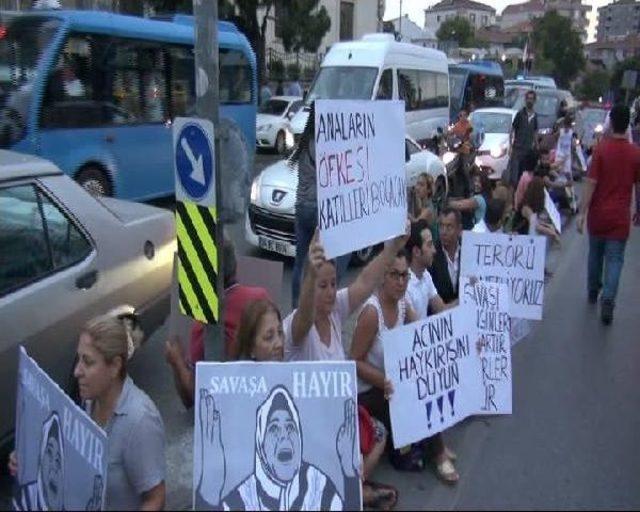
601;299;614;325
588;290;599;304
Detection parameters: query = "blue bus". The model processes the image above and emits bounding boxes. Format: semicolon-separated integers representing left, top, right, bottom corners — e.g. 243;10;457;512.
448;61;504;121
0;10;256;200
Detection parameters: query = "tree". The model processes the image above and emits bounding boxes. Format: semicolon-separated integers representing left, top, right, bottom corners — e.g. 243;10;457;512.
611;57;640;103
531;11;585;89
577;69;611;101
278;0;331;54
436;16;475;48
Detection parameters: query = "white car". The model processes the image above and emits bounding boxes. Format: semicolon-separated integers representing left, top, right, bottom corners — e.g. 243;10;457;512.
245;136;447;264
256;96;303;154
471;107;517;180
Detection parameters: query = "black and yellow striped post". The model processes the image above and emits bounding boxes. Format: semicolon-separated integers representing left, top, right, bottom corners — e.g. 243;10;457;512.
176;201;219;324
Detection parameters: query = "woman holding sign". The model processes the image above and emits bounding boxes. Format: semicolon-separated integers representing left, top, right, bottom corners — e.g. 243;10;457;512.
351;250;460;483
8;308;166;511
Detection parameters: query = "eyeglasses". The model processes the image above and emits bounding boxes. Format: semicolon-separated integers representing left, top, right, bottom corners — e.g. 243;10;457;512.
387;270;409;281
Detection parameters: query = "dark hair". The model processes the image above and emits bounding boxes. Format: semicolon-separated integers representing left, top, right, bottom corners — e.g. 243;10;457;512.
526;90;537;100
439;207;462;226
471;171;492;199
395;248;409;261
406;220;430;262
222;235;237;289
522;177;545;214
609;105;630;135
289;101;315;167
485;198;506;227
522;150;539;173
538;147;550;156
236;299;282;360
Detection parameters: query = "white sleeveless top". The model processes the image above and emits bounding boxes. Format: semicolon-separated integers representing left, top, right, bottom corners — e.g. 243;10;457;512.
357;294;407;394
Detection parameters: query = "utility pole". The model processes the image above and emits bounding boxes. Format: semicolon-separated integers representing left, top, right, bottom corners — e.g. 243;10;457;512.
193;0;224;361
399;0;403;40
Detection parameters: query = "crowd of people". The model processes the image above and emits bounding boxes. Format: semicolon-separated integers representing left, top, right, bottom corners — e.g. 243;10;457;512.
7;95;640;511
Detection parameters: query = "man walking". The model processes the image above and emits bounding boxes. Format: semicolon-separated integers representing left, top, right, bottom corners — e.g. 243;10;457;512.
577;105;640;325
505;90;538;189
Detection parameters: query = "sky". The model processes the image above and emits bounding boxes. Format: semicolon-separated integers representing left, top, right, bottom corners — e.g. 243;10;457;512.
383;0;615;42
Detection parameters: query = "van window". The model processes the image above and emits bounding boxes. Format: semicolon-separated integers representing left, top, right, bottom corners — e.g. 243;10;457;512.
376;69;393;100
398;69;448;111
306;66;378;103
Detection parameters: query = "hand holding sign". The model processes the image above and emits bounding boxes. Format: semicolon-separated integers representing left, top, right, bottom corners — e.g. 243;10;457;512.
197;388;226;506
308;230;327;277
336;398;359;479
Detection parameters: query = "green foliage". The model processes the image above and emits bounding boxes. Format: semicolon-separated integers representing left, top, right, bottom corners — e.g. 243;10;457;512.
286;62;301;81
611;57;640;99
268;58;285;80
577;69;612;101
532;11;585;89
278;0;331;53
144;0;193;14
436;16;475;48
303;65;316;81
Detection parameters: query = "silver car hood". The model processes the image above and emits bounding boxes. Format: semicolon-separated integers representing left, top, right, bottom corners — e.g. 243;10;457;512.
97;196;174;226
260;159;298;189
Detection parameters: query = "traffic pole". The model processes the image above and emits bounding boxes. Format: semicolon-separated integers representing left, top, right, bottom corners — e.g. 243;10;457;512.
193;0;224;361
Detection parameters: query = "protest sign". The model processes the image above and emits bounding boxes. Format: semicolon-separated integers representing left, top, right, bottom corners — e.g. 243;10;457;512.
460;231;547;320
383;306;483;448
14;347;107;511
315;100;406;259
544;190;562;234
193;361;362;511
461;277;512;415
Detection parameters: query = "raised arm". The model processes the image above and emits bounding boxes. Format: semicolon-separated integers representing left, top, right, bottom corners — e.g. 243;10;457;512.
448;197;479;213
290;232;325;346
347;227;409;314
165;337;195;409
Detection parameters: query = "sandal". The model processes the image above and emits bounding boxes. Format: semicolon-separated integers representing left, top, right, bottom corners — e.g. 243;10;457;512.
434;458;459;485
363;481;398;511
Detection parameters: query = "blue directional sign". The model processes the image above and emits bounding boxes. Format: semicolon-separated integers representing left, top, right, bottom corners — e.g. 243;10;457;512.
174;118;216;207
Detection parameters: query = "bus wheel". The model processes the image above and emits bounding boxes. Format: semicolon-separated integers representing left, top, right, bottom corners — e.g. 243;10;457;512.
76;166;112;197
275;131;287;155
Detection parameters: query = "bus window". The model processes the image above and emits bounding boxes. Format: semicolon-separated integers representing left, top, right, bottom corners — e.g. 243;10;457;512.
167;45;196;117
399;69;448;111
376;69;393;100
220;48;252;104
398;69;418;110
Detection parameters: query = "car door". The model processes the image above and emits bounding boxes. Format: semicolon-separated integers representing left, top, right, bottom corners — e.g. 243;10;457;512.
0;179;97;445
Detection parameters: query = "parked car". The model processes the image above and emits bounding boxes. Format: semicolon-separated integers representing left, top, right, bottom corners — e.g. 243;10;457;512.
0;150;176;448
575;105;608;153
508;88;576;134
256;96;303;154
245;136;447;264
471;107;517;180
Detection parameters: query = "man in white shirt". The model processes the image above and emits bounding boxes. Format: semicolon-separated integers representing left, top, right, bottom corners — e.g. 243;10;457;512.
405;220;456;319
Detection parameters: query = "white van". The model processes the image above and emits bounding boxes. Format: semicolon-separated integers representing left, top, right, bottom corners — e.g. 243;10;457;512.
290;33;450;146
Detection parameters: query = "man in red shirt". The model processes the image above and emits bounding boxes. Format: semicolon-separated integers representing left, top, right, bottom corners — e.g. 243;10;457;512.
165;236;269;408
577;105;640;325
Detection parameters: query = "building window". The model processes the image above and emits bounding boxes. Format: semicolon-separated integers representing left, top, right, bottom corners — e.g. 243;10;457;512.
470;13;476;23
437;15;441;22
482;15;488;25
340;1;355;41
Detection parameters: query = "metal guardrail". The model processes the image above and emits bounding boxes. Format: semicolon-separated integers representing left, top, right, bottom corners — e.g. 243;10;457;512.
266;47;321;82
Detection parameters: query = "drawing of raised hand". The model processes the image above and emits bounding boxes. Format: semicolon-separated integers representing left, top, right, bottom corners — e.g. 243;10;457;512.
197;388;226;507
336;398;359;479
85;474;103;511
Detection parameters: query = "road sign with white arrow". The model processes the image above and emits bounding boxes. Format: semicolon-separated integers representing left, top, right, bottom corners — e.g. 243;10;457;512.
174;117;216;207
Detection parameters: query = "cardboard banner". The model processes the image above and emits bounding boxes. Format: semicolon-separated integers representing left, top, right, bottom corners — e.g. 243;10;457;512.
14;347;107;511
460;231;547;320
193;362;362;511
544;190;562;234
461;278;513;415
383;306;482;449
315;99;406;259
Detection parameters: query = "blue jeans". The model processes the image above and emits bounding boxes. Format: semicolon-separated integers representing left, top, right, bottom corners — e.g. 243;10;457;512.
588;236;627;304
292;203;350;309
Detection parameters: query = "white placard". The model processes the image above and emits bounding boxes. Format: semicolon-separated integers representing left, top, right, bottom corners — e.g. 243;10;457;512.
544;189;562;234
460;231;546;320
383;305;483;449
315;100;406;259
461;277;512;415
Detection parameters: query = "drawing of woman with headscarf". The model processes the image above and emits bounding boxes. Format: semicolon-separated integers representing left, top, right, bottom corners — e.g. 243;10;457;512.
13;412;65;511
196;385;360;511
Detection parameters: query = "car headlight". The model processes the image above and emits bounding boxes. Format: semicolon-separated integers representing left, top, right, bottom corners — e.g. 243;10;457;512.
538;128;551;136
594;124;603;134
285;129;294;149
490;144;507;159
442;152;456;166
250;175;261;203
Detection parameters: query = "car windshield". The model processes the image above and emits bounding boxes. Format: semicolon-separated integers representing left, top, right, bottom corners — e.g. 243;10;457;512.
579;108;607;125
305;66;378;104
512;93;559;117
471;112;512;134
448;69;466;109
259;99;289;116
0;16;61;148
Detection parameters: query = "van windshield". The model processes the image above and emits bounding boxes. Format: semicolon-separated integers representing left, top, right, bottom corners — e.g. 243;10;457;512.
305;66;378;104
448;68;466;110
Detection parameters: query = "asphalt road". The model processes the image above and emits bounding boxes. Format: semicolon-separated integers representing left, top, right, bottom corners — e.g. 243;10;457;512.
2;153;639;509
